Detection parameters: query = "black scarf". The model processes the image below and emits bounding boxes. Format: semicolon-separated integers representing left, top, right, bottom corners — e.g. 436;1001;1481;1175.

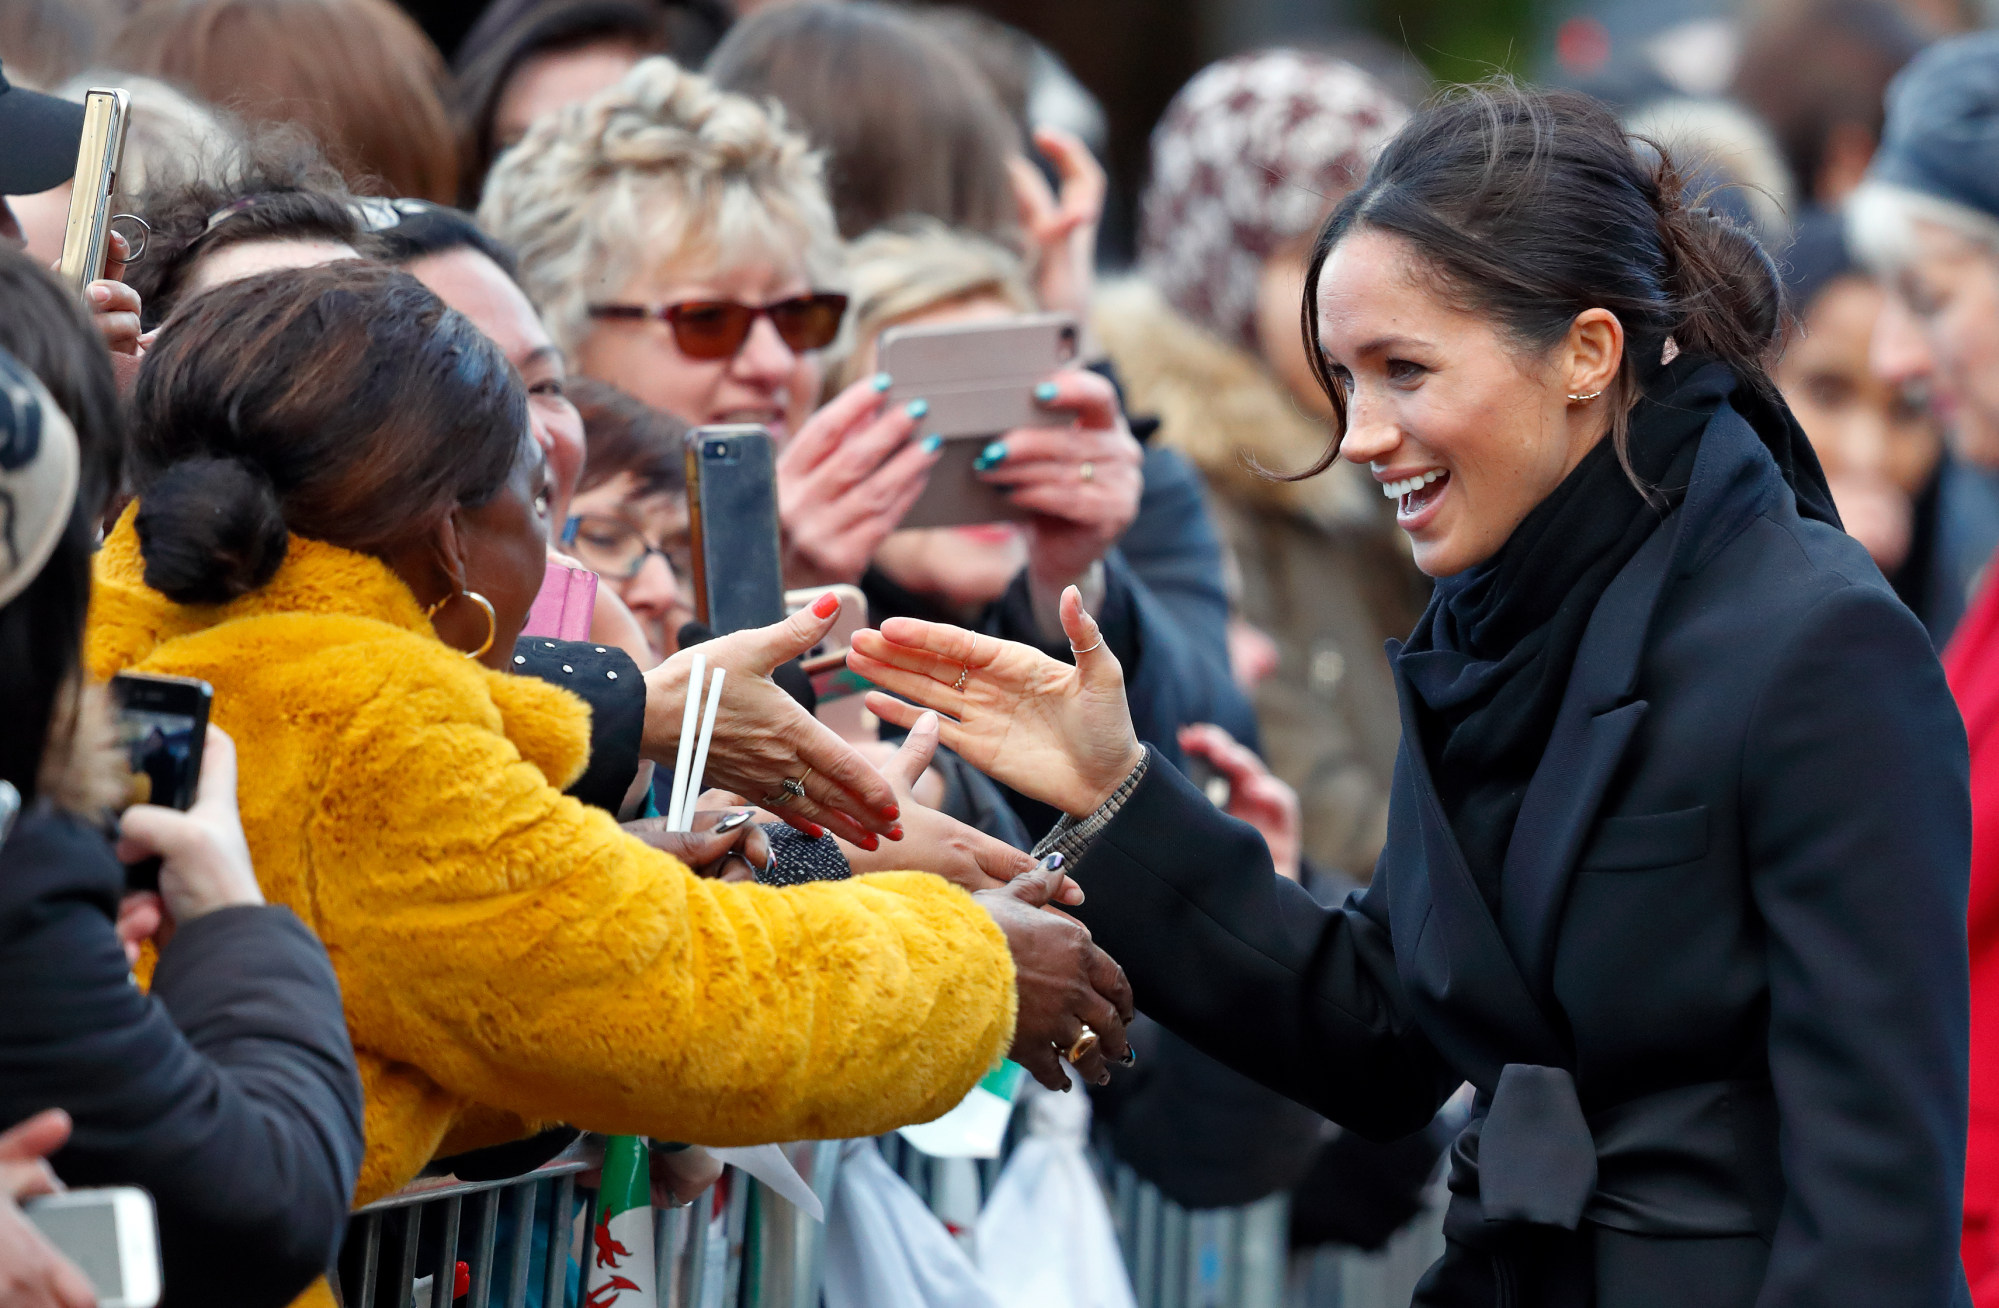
1396;355;1835;904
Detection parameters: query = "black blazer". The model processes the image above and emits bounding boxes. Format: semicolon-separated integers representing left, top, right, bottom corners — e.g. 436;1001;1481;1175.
0;808;364;1307
1071;397;1971;1306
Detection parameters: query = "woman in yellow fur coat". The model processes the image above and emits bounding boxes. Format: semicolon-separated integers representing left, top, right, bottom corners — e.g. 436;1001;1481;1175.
86;264;1134;1272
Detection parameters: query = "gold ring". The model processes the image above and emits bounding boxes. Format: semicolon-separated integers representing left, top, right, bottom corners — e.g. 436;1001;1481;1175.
1080;461;1096;483
764;775;808;807
1065;1025;1099;1064
953;665;969;692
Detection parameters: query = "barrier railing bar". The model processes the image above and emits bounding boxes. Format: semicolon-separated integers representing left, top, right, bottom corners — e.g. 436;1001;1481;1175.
358;1163;591;1212
505;1180;537;1308
353;1211;381;1308
432;1196;462;1308
467;1189;499;1308
395;1205;423;1308
543;1173;575;1308
684;1182;714;1308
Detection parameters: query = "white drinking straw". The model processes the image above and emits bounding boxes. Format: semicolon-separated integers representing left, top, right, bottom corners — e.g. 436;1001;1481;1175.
664;650;706;831
677;668;727;832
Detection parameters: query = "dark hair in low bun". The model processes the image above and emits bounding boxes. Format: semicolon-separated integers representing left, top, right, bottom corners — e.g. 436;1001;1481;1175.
134;457;289;604
1298;82;1782;482
131;262;526;595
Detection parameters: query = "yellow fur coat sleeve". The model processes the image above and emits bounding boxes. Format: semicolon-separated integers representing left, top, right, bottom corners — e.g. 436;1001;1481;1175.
243;637;1015;1200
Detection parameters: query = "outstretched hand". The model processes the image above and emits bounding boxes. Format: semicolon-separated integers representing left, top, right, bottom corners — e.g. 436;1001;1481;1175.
847;587;1143;817
643;598;899;846
843;712;1084;904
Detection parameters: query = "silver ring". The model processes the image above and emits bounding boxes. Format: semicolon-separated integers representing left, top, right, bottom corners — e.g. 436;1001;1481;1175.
1080;461;1096;483
1069;637;1103;656
953;665;969;692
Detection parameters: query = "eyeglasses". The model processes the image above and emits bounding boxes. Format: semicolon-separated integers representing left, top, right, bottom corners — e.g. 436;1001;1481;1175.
584;292;849;361
563;514;690;582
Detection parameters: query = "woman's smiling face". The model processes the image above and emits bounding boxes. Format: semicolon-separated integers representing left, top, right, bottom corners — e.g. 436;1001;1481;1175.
1317;228;1613;577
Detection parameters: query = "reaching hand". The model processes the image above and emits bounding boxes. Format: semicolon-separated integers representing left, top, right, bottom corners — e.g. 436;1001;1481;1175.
842;712;1083;904
115;726;264;948
848;587;1144;817
1178;724;1303;882
777;374;942;589
643;597;899;846
0;1111;95;1308
971;369;1142;595
623;809;772;882
974;860;1132;1091
1009;126;1106;320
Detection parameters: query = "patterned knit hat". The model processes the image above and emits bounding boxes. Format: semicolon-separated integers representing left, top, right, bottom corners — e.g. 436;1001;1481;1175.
1139;50;1409;353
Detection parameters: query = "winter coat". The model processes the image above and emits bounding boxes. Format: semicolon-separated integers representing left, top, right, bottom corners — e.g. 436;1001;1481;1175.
83;510;1017;1235
1069;391;1971;1305
1094;279;1428;881
0;805;363;1307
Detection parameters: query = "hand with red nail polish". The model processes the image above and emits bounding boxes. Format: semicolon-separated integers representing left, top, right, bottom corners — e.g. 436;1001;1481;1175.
839;712;1083;904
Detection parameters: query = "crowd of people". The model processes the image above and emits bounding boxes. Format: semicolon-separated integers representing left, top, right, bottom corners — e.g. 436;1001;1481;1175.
4;0;1999;1305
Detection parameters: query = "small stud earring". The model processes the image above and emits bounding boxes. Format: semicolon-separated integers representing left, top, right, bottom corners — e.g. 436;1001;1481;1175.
1566;390;1603;402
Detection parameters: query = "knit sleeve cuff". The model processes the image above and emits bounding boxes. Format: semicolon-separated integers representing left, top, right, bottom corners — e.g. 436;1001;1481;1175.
1032;747;1152;865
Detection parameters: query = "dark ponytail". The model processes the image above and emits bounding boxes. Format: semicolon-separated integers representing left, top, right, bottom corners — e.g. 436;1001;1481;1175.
1296;82;1783;481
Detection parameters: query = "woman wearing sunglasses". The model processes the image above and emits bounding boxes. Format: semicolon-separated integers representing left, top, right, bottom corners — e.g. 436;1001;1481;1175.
482;57;946;593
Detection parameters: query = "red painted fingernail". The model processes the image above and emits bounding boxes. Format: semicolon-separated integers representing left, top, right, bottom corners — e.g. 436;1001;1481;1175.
860;833;880;851
887;825;905;841
881;804;900;820
804;822;826;838
812;592;840;619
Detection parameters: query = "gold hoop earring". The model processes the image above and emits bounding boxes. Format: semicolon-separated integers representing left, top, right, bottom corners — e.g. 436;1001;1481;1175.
1567;390;1603;402
425;589;498;660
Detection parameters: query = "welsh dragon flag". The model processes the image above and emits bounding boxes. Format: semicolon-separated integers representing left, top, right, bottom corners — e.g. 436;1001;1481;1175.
585;1135;657;1308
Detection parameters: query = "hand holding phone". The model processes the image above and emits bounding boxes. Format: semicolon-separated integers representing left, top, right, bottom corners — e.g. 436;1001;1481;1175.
773;376;941;587
1;1111;100;1308
112;723;264;939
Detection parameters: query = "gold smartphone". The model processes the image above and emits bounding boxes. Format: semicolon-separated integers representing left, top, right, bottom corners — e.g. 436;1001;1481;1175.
56;88;131;295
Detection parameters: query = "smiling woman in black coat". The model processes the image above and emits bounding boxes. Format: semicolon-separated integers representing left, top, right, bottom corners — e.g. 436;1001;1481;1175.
851;85;1973;1308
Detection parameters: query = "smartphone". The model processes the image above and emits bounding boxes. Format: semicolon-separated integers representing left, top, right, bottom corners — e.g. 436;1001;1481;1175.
24;1187;161;1308
684;426;785;636
56;88;132;295
110;672;212;892
879;313;1079;530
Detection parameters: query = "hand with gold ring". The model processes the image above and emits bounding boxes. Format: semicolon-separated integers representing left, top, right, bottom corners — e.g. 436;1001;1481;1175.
968;368;1142;601
973;856;1133;1091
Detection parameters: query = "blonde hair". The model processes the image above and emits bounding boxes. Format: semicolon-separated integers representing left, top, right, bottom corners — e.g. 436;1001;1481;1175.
478;56;843;357
824;218;1034;393
57;70;239;198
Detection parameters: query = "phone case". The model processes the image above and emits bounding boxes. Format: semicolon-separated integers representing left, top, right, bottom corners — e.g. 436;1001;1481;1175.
685;427;786;635
522;561;599;641
878;313;1079;530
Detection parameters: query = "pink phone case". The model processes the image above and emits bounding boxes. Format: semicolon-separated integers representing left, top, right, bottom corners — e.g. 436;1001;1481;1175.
522;562;599;641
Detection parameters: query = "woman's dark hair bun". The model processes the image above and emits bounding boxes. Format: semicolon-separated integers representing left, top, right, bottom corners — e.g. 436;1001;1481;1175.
135;456;288;605
1661;203;1785;357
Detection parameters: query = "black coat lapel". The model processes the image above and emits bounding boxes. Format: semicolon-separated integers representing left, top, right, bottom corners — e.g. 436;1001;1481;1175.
1387;652;1571;1078
1497;400;1780;1002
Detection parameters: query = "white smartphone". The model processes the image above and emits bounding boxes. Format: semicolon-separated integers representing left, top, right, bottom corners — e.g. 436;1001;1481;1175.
23;1186;161;1308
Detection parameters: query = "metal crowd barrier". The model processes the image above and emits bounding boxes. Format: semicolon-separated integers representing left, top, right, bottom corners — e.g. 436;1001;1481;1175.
335;1131;1439;1308
334;1142;843;1308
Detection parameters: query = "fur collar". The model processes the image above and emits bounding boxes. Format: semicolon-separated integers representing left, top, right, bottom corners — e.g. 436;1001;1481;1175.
1093;278;1381;528
87;506;590;793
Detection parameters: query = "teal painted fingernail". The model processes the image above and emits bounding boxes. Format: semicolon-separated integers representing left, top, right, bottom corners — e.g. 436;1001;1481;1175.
905;398;929;419
1034;382;1058;403
920;434;943;454
974;441;1007;471
871;371;892;392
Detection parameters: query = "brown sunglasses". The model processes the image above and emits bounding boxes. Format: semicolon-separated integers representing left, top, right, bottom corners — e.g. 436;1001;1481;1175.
585;293;849;361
